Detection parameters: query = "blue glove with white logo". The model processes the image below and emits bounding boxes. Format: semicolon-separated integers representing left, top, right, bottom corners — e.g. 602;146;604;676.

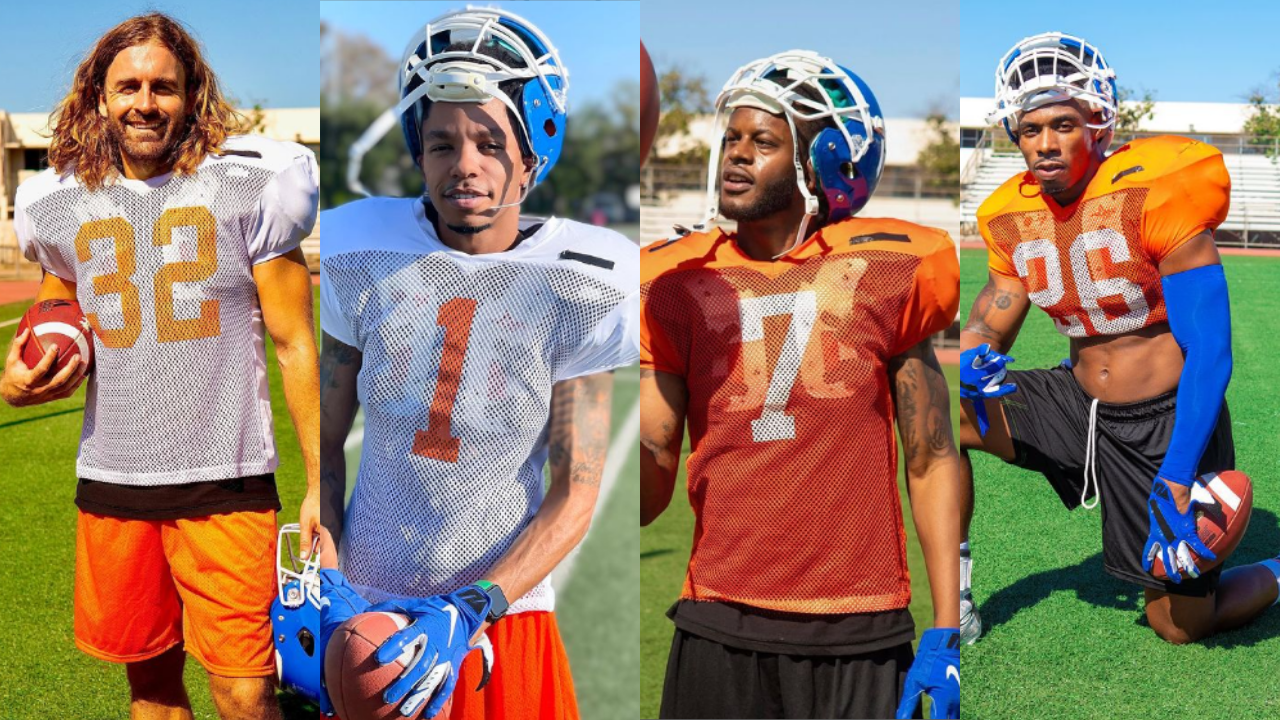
368;586;494;718
318;569;373;716
1142;477;1216;583
896;627;960;720
960;344;1017;437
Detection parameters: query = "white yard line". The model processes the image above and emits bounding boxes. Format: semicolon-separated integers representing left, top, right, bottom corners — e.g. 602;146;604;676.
343;411;365;451
552;394;640;591
0;317;22;328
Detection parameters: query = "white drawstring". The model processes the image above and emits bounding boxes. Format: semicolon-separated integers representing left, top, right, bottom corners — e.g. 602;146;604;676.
1082;398;1100;509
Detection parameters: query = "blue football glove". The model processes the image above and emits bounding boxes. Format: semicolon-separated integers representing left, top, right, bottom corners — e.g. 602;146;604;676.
959;344;1017;437
367;586;494;718
1142;477;1216;583
896;627;960;720
318;568;373;716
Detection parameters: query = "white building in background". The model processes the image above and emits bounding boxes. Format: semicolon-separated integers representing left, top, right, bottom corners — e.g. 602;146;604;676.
647;114;963;242
960;97;1264;172
657;115;954;168
959;98;1280;245
0;107;320;268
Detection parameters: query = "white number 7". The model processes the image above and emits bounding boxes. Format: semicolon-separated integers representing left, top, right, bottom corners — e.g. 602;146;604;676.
738;291;817;443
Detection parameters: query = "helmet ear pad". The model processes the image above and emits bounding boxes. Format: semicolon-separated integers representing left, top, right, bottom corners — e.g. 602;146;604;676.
808;121;882;224
521;73;565;184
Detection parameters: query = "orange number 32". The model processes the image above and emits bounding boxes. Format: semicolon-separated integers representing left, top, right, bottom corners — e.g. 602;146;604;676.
75;206;221;348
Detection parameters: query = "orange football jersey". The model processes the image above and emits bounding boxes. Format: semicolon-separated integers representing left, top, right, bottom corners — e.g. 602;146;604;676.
978;135;1229;338
641;218;959;614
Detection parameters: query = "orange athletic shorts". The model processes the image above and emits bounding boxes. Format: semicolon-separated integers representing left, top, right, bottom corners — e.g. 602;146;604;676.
448;610;579;720
73;509;277;677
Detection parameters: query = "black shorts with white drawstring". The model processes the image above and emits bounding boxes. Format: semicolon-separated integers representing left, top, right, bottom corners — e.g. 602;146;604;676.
997;363;1234;596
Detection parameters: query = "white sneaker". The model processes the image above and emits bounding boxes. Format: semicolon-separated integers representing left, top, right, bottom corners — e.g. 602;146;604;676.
960;590;983;645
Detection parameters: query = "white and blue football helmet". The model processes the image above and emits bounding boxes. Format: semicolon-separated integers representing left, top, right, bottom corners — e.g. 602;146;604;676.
271;523;322;705
398;7;568;187
347;7;570;198
705;50;886;247
988;32;1118;146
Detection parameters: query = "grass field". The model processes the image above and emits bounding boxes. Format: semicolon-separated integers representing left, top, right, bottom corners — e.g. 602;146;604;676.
0;285;642;719
0;289;318;718
960;249;1280;719
638;352;962;719
341;365;642;720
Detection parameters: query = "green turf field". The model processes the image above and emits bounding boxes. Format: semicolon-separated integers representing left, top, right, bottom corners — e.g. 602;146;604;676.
341;365;642;720
639;353;962;719
0;290;317;719
960;249;1280;719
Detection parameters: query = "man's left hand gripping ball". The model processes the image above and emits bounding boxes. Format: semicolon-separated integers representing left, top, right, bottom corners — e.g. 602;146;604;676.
369;586;496;718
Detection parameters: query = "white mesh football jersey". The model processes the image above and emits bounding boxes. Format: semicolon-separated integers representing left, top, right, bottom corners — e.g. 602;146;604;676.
15;135;319;485
321;197;639;614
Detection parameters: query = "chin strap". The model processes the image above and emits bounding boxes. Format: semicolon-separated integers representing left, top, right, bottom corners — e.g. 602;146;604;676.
771;111;819;259
486;181;533;211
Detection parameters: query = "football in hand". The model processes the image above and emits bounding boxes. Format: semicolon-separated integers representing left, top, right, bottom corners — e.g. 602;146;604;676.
1149;470;1252;581
324;611;455;720
17;299;93;377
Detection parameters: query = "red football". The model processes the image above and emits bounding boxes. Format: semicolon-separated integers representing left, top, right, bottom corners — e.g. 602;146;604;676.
17;299;93;377
640;40;660;166
324;612;454;720
1149;470;1253;581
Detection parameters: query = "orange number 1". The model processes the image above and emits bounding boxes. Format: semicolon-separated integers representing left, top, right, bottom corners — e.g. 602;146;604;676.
412;297;478;463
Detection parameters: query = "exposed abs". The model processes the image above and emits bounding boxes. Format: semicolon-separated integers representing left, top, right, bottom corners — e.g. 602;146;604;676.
1070;323;1183;403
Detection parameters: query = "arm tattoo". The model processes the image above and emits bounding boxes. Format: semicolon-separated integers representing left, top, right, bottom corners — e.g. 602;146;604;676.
319;334;361;390
638;369;687;468
549;373;613;488
963;280;1024;343
891;342;956;471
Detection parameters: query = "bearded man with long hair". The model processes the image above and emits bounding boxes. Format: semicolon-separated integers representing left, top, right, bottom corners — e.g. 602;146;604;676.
1;13;320;720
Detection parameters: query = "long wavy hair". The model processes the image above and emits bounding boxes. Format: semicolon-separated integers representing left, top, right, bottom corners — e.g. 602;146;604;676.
47;13;246;190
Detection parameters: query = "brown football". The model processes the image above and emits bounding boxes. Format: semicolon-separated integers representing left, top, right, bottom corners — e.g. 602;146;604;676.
17;298;93;377
1149;470;1252;581
641;40;660;165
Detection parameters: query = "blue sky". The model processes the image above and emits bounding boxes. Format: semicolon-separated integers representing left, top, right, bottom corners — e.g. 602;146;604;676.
960;1;1280;102
641;0;959;120
0;0;318;113
320;1;640;107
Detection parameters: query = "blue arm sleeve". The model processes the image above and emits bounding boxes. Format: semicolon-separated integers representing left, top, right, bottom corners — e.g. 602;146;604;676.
1157;264;1232;486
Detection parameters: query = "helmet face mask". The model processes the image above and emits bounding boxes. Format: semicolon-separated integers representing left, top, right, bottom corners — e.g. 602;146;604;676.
397;7;568;189
277;522;321;610
271;523;322;703
989;32;1117;147
705;50;885;244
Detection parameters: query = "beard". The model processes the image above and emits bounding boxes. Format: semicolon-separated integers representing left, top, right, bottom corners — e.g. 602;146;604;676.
444;221;494;236
720;171;797;222
106;112;185;169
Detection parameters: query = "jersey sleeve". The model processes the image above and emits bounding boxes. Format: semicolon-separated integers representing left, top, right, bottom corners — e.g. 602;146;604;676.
319;263;359;348
892;234;960;356
1141;145;1230;263
639;281;686;377
976;185;1020;280
556;290;640;382
14;186;75;280
247;149;320;264
980;222;1019;279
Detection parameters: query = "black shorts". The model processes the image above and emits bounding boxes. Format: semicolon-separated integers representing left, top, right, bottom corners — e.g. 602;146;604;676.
659;628;916;719
1000;363;1233;597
